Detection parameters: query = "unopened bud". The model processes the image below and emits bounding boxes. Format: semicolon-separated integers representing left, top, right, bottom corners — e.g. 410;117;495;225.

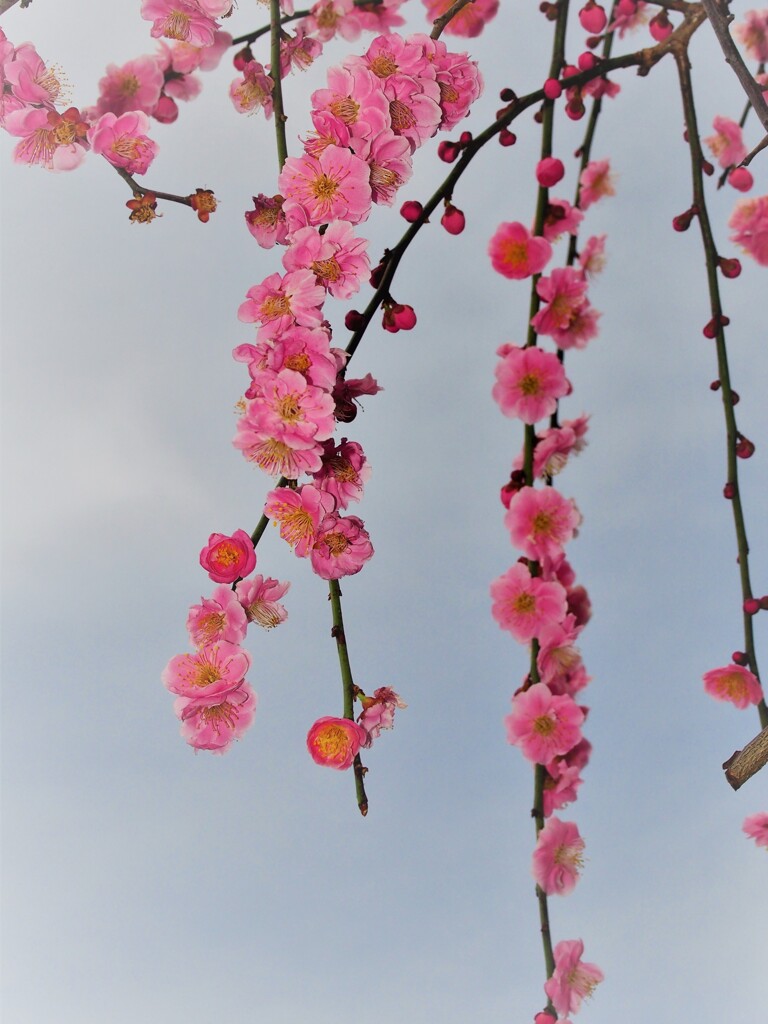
437;140;459;163
499;129;517;147
736;436;755;459
441;203;466;235
544;78;562;99
345;310;365;331
723;481;736;499
719;256;742;278
743;597;761;615
732;651;749;666
400;200;423;222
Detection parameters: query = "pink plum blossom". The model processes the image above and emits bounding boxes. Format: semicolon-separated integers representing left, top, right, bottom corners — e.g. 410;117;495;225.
531;267;589;339
6;106;89;171
363;129;413;205
279;144;373;225
162;641;251;699
141;0;220;47
238;270;325;339
729;195;768;265
301;0;363;43
734;10;768;62
175;681;256;753
492;344;570;424
430;43;484;130
578;158;615;209
383;71;442;151
312;438;371;507
742;812;768;848
3;42;67;107
230;60;274;116
92;56;164;118
489;222;552;280
702;664;763;708
505;683;585;763
505;486;581;562
245;194;289;247
543;758;584;817
490;563;568;643
199;529;257;583
283;221;370;299
542;198;584;242
579;234;607;276
233;417;325;478
186;584;248;647
265;484;336;557
235;575;291;629
705;116;747;169
244;368;336;445
310;512;374;578
358;686;407;742
537;616;583;686
532;817;585;895
88;110;157;175
421;0;499;37
544;939;604;1017
306;716;368;768
312;65;390;146
280;27;324;76
609;0;647;36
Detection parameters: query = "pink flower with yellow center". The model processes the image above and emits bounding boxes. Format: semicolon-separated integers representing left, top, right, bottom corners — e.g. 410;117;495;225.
734;10;768;62
233;421;325;479
245;193;289;248
505;486;581;563
544;939;604;1017
245;368;336;445
363;129;413;206
186;584;248;647
532;817;585;895
357;686;407;742
490;562;568;643
235;575;291;629
505;683;585;764
702;664;763;709
421;0;499;38
312;437;371;508
265;484;336;557
283;221;370;300
199;529;256;583
93;56;164;117
531;267;589;337
230;60;274;117
175;681;257;754
88;110;157;175
162;641;251;699
238;270;325;340
488;222;552;280
729;195;768;266
310;512;374;579
492;343;570;424
6;106;89;171
141;0;219;47
578;158;615;210
705;115;747;169
279;144;372;225
306;716;368;769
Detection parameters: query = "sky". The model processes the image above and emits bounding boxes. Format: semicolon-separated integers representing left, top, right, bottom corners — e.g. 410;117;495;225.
1;2;767;1023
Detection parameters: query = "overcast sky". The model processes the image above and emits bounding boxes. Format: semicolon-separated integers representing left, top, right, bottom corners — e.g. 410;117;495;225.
2;2;767;1023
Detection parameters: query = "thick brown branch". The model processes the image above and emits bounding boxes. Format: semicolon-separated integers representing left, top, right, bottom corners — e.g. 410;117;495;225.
723;726;768;789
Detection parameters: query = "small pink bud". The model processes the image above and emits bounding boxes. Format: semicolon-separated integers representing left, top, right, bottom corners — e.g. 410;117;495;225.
703;319;718;338
499;129;517;146
233;46;253;71
760;595;768;610
578;51;597;71
579;1;607;33
732;651;749;666
649;11;673;41
152;94;179;124
437;141;459;163
723;481;736;499
736;436;755;459
400;200;423;222
536;156;565;188
441;204;466;235
459;131;473;145
544;78;562;99
743;598;761;615
709;379;721;390
728;167;754;192
383;303;417;333
673;208;696;232
719;256;742;278
702;159;715;176
562;64;580;80
345;310;365;331
730;390;740;404
565;99;585;120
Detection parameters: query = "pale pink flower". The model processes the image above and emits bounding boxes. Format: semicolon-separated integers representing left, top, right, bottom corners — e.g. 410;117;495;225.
280;27;323;76
235;575;290;629
562;414;590;453
265;326;337;392
489;222;552;280
537;616;582;686
363;129;413;205
578;158;615;210
609;0;647;37
531;425;579;478
279;145;372;225
3;43;67;107
358;686;407;742
302;108;351;159
310;512;374;578
175;681;256;753
531;267;589;338
729;195;768;265
265;484;336;556
421;0;499;37
307;715;368;768
186;584;248;647
505;683;585;763
705;115;747;169
505;486;581;563
551;300;601;351
384;72;442;151
355;0;406;32
734;10;768;62
92;57;164;118
301;0;363;43
283;221;370;299
141;0;219;47
544;939;604;1016
245;194;289;248
162;641;251;699
199;529;256;583
543;759;583;817
230;60;274;117
702;664;763;708
238;270;325;339
742;812;768;848
532;817;585;895
164;30;232;74
312;438;371;507
350;32;433;82
543;198;584;242
88;110;157;175
196;0;232;16
579;235;607;277
164;72;202;103
6;106;88;171
490;563;568;643
492;344;570;424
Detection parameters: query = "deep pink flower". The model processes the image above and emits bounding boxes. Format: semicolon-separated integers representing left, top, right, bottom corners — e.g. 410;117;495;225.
542;198;584;242
543;758;583;817
578;158;615;210
6;106;89;171
311;65;390;148
362;128;413;205
531;267;589;338
490;563;568;643
729;195;768;265
235;575;290;629
306;716;368;768
728;166;754;192
88;110;157;175
505;683;585;764
238;270;325;339
280;27;323;77
705;116;747;169
312;438;371;507
279;144;372;225
244;368;336;445
505;486;581;562
702;664;763;708
230;60;274;116
532;817;585;895
742;811;768;849
609;0;647;37
544;939;604;1016
536;156;565;189
162;641;251;699
245;193;289;248
579;1;607;33
358;686;407;742
233;418;325;478
199;529;257;583
492;344;570;424
310;512;374;578
537;616;583;686
187;584;248;647
489;222;552;280
384;71;442;151
265;484;336;557
175;681;256;753
283;221;370;299
431;44;484;130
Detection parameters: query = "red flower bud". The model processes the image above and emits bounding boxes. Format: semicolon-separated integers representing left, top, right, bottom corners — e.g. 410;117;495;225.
565;99;585;120
723;481;736;499
345;310;365;331
400;200;423;222
718;256;742;278
544;77;562;99
673;208;696;232
702;159;715;176
649;11;673;41
437;141;459;163
760;595;768;610
234;46;254;71
743;598;761;615
499;88;516;102
369;262;386;288
732;651;749;666
579;1;607;33
441;203;466;235
709;379;721;390
736;436;755;459
382;302;417;333
499;129;517;147
459;131;473;145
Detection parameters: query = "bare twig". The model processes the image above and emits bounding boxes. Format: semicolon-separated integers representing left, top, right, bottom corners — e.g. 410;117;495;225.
700;0;768;140
430;0;475;39
723;726;768;788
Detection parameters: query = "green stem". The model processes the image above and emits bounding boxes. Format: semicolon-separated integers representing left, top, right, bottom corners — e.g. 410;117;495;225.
674;46;768;731
329;579;369;814
269;0;289;170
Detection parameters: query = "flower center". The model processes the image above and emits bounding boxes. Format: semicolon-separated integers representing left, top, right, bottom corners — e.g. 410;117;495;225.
192;662;223;689
276;394;303;422
532;714;556;737
518;372;542;396
329;96;360;125
311;256;342;283
324;532;349;556
195;612;226;644
119;74;141;97
284;353;311;374
212;542;240;567
369;54;398;78
261;294;292;320
502;240;529;269
512;592;536;614
389;99;417;133
200;701;238;732
312;173;340;201
164;11;192;40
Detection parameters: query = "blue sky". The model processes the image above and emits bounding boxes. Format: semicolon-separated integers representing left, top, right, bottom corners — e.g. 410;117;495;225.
2;2;767;1022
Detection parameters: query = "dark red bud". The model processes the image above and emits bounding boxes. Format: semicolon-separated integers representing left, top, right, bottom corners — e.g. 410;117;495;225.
534;109;544;124
437;140;459;163
441;204;466;235
730;390;740;404
499;88;516;102
703;319;718;338
459;130;473;144
743;598;761;615
709;379;721;390
344;310;365;331
369;262;386;287
732;651;749;666
499;129;517;146
400;200;423;222
544;77;562;99
586;35;602;48
233;46;253;70
578;52;598;71
702;159;715;176
723;481;736;499
760;595;768;610
565;99;586;120
736;436;755;459
719;256;742;278
673;208;696;232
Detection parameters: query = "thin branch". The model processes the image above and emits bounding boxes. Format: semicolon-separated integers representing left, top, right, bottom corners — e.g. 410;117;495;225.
329;579;369;816
269;0;289;170
430;0;475;40
700;0;768;139
0;0;26;15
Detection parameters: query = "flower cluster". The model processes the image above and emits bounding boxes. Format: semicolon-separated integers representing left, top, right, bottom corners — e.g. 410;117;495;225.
161;530;290;753
489;136;609;1018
